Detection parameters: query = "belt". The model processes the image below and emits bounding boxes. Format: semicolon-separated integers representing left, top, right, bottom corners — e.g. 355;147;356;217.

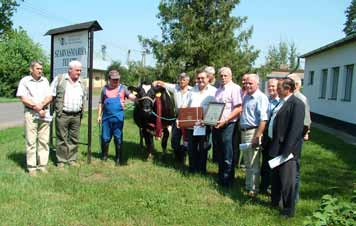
63;110;81;115
240;126;258;132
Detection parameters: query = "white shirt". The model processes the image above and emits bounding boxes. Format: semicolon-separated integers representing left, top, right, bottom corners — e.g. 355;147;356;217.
51;74;84;112
267;94;292;139
188;85;216;113
16;75;51;107
164;83;192;111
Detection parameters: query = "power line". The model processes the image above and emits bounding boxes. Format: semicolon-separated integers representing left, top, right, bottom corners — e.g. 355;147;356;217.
19;1;149;58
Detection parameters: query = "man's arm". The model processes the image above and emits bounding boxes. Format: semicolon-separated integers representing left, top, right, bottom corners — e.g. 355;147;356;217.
215;105;242;128
97;103;103;124
251;120;267;147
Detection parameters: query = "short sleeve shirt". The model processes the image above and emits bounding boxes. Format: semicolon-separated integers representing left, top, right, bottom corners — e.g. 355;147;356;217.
188;85;216;113
215;81;242;122
16;75;51;105
165;83;192;110
240;89;269;129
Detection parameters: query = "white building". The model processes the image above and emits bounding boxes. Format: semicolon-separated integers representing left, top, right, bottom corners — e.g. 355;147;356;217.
300;33;356;136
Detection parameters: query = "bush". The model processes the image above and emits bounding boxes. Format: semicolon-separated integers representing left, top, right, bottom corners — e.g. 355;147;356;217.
0;28;49;97
303;189;356;226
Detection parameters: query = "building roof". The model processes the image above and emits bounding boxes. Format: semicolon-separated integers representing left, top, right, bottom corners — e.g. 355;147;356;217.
300;33;356;58
266;70;304;80
45;21;102;36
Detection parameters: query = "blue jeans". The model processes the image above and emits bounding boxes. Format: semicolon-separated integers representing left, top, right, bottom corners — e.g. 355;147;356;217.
214;122;236;186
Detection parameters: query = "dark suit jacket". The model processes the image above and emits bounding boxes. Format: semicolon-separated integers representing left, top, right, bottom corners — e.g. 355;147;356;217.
262;95;305;159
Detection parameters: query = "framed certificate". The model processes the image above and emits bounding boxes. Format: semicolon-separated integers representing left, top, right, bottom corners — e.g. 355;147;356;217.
203;102;225;126
177;107;203;128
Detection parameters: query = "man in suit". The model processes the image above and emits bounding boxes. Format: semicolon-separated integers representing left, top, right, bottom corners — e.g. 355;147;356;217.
262;78;305;217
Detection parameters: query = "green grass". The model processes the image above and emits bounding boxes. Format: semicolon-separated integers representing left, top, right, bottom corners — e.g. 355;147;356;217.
0;110;355;225
0;97;20;103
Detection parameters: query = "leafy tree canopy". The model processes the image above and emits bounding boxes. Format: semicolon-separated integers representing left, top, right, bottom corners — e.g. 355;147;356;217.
139;0;259;82
343;0;356;36
0;0;21;36
0;28;49;97
258;40;298;77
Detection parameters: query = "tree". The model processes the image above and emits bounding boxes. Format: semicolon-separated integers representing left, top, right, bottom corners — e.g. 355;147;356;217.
0;28;49;97
343;0;356;36
0;0;21;36
139;0;259;82
260;40;299;76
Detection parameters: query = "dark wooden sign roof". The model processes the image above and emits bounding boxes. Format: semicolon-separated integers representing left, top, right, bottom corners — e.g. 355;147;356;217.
45;20;102;36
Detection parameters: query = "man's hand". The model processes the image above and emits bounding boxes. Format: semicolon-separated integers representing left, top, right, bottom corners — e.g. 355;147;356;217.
251;136;261;148
97;116;102;124
215;119;227;129
33;103;43;112
39;110;46;118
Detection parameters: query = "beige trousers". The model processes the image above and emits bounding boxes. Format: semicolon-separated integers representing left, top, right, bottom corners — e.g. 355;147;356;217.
241;128;260;192
24;110;50;171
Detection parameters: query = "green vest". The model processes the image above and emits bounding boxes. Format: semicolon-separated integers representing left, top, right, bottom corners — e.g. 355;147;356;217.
54;74;86;117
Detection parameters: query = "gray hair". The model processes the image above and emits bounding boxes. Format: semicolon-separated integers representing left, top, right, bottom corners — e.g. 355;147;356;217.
68;60;82;69
288;74;302;86
30;61;43;68
204;66;215;75
218;67;232;77
179;72;190;80
268;78;278;85
246;73;260;84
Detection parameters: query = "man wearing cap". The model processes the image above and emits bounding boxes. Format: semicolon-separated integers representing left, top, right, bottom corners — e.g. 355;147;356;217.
153;73;192;163
97;70;136;165
16;61;52;176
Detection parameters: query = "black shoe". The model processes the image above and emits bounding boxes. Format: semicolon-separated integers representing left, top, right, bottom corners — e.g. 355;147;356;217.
101;141;110;161
114;140;122;166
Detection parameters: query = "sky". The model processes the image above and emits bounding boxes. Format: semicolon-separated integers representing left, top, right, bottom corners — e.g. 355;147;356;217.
12;0;351;68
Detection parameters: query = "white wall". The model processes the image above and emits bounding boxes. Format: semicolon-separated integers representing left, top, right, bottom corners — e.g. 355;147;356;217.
303;42;356;124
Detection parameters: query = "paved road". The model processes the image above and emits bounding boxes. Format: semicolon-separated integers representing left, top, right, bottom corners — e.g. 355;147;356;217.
0;96;100;130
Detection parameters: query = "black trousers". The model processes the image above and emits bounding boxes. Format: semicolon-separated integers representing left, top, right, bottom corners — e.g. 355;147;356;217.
260;150;272;191
271;159;297;216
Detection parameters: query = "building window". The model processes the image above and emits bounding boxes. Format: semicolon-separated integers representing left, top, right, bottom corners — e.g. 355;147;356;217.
343;64;353;101
320;69;328;99
308;71;314;85
329;67;339;100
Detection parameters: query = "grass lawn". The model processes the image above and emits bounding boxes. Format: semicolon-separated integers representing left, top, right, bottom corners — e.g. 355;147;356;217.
0;109;355;226
0;97;20;103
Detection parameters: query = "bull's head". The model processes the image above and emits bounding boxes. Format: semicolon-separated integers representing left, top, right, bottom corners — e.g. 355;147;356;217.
129;83;156;115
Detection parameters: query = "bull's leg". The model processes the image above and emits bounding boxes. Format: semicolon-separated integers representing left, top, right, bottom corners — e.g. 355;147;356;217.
161;128;169;154
139;128;144;149
143;129;154;159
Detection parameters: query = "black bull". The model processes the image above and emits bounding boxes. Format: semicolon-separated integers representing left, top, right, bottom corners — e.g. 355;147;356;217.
129;83;175;157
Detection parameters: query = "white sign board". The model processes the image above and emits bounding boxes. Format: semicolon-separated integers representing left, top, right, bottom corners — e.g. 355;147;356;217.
53;30;88;77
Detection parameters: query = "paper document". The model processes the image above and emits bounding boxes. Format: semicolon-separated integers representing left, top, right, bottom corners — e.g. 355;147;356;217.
239;143;252;151
268;153;294;169
34;111;53;122
193;126;206;136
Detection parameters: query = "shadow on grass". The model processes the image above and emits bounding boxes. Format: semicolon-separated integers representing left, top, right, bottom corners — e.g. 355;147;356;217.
299;127;356;200
7;151;26;171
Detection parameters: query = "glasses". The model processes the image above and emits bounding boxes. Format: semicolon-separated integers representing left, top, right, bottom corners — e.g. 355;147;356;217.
197;77;206;80
220;74;229;77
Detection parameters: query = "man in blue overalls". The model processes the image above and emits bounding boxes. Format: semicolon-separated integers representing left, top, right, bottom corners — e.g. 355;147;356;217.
97;70;136;165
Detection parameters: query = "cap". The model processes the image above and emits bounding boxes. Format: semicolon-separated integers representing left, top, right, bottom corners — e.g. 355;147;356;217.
109;70;120;79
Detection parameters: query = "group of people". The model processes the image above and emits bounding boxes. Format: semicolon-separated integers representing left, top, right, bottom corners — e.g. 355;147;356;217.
154;66;311;218
17;60;310;218
17;60;87;176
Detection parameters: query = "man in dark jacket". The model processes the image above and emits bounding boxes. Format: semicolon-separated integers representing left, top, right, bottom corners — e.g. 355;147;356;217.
262;78;305;217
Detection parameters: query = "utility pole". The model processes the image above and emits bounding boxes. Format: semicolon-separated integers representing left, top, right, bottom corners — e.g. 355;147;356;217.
127;49;131;66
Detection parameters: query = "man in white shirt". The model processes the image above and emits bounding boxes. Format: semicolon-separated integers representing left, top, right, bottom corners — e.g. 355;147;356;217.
186;69;216;173
51;60;85;168
16;61;52;176
153;73;192;163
